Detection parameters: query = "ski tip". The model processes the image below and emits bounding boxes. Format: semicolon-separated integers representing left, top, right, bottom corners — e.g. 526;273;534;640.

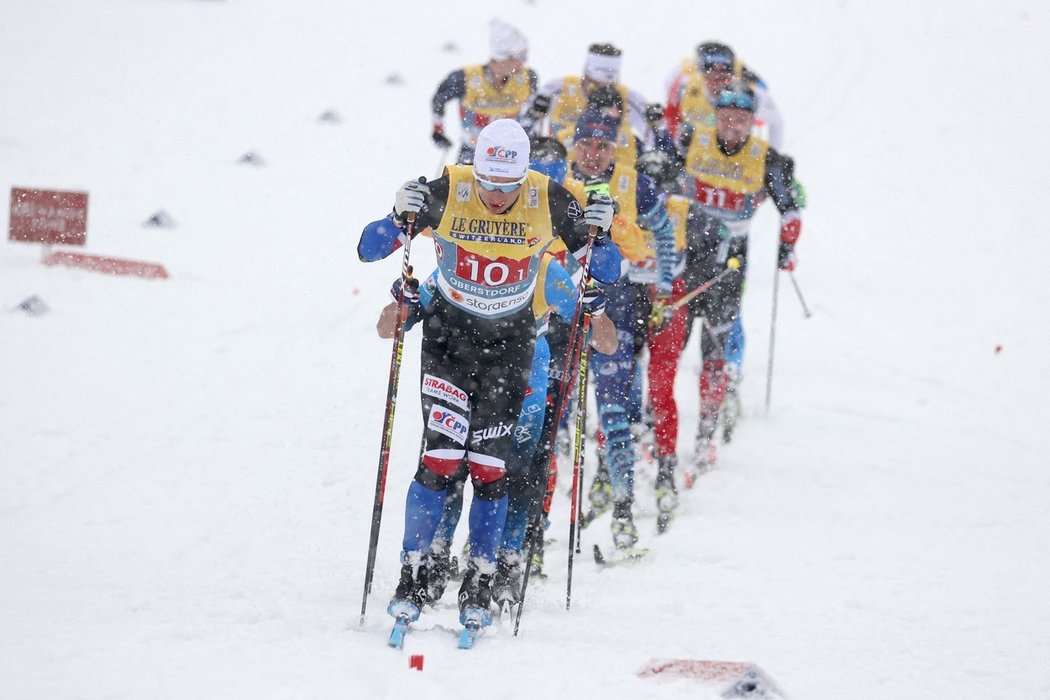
457;624;481;649
388;623;408;649
593;543;606;565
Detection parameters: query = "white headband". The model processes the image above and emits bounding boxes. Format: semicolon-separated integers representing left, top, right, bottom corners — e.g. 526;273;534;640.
584;52;621;83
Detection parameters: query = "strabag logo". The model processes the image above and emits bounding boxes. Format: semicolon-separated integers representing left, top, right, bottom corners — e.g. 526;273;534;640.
428;405;469;445
422;374;469;411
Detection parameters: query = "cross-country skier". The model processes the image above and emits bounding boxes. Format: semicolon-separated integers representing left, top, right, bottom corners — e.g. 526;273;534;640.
519;43;655;168
669;86;804;474
561;108;686;542
357;119;621;632
421;137;600;605
381;251;616;609
664;41;785;150
430;20;538;165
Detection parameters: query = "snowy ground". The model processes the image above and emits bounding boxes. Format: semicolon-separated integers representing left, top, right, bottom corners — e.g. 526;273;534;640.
2;1;1049;698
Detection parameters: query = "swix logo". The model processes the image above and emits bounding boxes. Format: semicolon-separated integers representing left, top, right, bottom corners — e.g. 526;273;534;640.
470;422;512;445
486;145;518;159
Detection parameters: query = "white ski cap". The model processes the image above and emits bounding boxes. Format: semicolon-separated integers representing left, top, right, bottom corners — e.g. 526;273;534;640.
473;119;531;179
489;20;527;61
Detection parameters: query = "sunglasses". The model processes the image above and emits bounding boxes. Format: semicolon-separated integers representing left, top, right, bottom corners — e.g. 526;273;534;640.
474;172;527;193
715;91;756;112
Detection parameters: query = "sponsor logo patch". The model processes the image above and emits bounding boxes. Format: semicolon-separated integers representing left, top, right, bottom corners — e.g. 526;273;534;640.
470;422;513;446
567;200;583;219
457;182;471;202
428;405;469;445
422;374;469;410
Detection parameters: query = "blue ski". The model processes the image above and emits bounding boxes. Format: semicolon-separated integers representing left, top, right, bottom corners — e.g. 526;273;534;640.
457;621;481;649
388;614;411;648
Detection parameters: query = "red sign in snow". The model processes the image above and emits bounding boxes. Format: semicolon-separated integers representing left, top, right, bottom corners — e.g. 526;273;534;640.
9;188;88;246
43;251;169;280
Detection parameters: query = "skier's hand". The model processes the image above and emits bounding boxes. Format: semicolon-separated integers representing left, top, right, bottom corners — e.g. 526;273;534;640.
645;102;664;127
431;125;453;150
527;94;551;120
582;193;615;236
777;242;796;271
580;282;607;318
778;213;800;271
389;273;420;305
393;179;430;226
649;295;675;330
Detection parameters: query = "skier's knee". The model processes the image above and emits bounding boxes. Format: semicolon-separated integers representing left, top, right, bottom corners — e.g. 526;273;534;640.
417;447;466;490
471;475;507;500
467;451;508;499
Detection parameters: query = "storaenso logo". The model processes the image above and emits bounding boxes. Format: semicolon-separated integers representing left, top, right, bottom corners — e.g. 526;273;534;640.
486;145;518;160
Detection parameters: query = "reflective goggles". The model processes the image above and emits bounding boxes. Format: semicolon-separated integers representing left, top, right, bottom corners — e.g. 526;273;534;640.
474;172;527;193
715;90;756;112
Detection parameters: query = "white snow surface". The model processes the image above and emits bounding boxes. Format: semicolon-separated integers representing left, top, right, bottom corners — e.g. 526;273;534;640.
2;1;1049;698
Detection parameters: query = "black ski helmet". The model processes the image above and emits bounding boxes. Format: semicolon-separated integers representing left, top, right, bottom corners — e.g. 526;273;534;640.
696;41;735;72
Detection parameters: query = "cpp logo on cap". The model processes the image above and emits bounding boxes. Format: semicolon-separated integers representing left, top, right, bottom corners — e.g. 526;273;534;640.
486;145;518;161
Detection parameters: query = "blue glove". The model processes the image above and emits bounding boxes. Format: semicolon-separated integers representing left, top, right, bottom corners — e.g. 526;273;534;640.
581;282;607;318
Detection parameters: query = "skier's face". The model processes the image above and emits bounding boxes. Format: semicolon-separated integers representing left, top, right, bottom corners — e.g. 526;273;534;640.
490;57;524;82
702;65;733;97
715;107;754;147
574;137;615;177
475;173;525;214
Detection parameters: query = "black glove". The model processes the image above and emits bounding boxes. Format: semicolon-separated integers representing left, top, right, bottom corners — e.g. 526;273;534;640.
528;94;551;119
390;273;420;305
432;126;453;149
777;242;796;271
645;103;664;127
581;282;607;318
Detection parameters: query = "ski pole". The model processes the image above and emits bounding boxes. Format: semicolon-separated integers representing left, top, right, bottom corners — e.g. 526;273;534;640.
649;258;740;327
566;312;592;610
764;262;781;414
359;204;419;627
788;270;813;318
516;226;598;636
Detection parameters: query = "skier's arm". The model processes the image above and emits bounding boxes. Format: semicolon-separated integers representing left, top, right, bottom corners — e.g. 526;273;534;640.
431;69;467;141
635;173;677;296
546;181;623;285
357;176;450;261
764;148;802;265
755;86;785;151
519;78;563;135
624;88;655;150
545;262;617;355
685;202;733;282
663;70;688;140
375;270;436;338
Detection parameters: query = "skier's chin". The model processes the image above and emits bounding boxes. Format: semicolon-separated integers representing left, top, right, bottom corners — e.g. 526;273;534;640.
484;199;516;214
